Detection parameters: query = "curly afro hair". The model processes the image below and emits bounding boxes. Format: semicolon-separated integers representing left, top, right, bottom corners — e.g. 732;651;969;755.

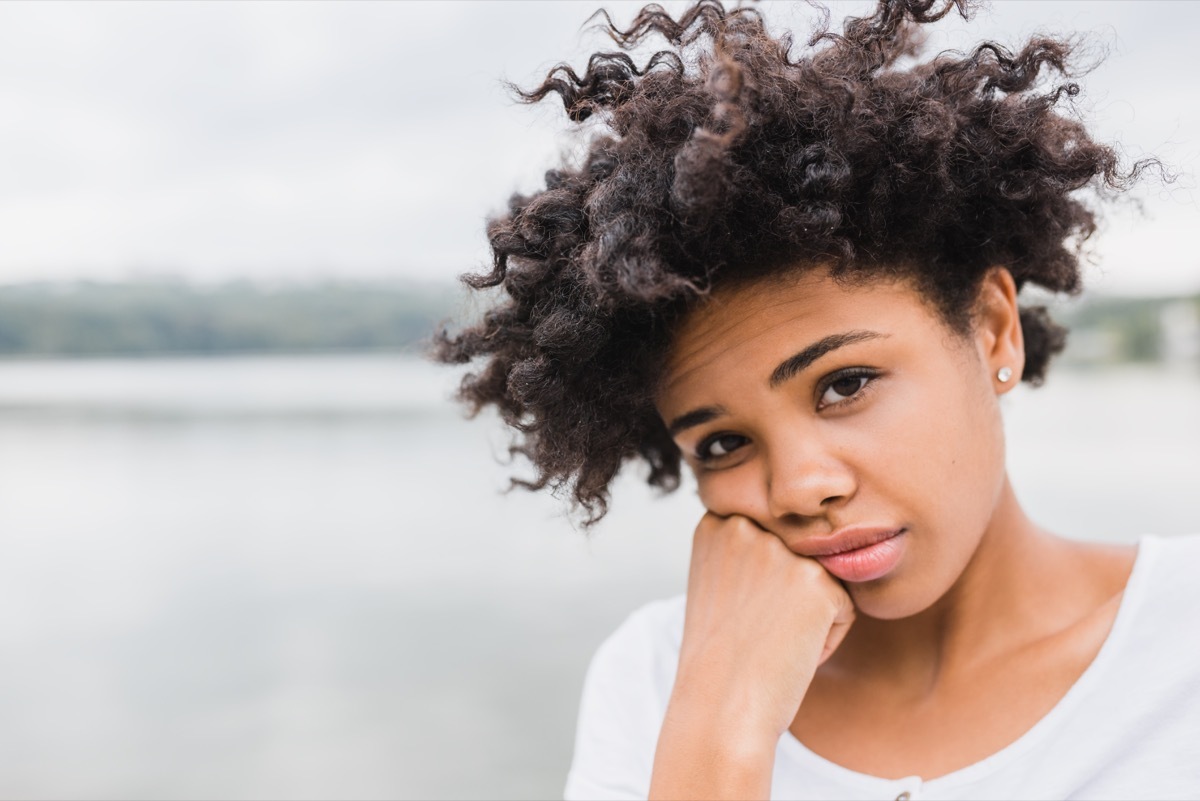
435;0;1148;524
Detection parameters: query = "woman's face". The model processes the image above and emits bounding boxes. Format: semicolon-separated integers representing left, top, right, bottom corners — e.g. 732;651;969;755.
655;267;1023;619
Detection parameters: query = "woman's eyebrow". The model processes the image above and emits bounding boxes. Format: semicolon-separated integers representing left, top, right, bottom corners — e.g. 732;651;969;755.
769;330;887;388
665;330;885;436
666;405;727;437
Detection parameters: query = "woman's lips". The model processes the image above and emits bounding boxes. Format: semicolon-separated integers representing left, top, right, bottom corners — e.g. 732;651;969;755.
813;529;906;583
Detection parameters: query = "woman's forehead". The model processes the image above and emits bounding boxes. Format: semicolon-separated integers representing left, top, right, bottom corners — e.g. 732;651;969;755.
661;270;926;389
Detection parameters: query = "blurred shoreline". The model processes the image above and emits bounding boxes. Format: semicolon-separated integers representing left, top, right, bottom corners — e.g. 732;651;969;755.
0;280;458;359
1;280;1197;368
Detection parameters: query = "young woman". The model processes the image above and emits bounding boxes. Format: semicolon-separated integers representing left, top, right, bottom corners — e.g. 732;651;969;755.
436;1;1200;798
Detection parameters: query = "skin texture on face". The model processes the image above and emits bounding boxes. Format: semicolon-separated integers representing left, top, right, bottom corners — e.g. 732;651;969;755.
656;266;1023;621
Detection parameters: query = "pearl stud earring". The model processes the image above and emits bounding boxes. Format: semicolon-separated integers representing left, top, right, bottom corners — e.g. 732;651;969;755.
997;366;1013;383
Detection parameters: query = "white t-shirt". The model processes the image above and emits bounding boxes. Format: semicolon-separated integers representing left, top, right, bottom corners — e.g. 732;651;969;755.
564;533;1200;800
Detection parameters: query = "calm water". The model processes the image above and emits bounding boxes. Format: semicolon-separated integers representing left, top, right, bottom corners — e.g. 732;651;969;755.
0;356;1197;799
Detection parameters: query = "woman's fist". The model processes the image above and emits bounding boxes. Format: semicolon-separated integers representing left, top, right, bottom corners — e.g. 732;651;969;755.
649;513;856;799
675;512;855;741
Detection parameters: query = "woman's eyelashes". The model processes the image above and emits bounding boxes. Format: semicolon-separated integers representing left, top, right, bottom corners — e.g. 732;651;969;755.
695;432;749;463
690;367;882;464
816;367;880;410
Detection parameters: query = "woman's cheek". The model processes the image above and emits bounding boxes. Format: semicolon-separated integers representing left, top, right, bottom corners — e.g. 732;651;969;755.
695;462;769;521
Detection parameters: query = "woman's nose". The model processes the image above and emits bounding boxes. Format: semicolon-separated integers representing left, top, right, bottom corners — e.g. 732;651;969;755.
764;435;856;521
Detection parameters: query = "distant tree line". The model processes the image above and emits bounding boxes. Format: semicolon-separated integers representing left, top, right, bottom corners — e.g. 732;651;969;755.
0;280;460;356
1057;293;1200;364
0;280;1195;363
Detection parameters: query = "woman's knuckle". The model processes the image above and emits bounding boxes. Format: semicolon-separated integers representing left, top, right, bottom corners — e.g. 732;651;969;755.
793;556;826;579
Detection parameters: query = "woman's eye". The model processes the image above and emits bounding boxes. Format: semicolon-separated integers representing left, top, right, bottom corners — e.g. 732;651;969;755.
697;433;748;461
818;373;872;408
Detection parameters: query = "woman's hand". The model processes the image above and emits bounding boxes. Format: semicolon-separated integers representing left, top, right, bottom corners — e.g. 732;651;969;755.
648;512;855;800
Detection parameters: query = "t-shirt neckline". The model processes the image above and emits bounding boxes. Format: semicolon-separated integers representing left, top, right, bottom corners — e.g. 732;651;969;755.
777;534;1158;794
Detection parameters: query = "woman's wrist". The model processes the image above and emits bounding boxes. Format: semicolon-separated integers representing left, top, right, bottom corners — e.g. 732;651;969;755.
648;678;786;800
667;666;796;745
650;697;779;800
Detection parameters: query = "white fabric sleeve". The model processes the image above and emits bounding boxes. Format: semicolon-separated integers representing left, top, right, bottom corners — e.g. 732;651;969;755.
563;600;681;801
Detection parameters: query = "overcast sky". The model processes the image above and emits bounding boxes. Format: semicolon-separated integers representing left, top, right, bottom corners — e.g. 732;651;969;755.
0;0;1197;295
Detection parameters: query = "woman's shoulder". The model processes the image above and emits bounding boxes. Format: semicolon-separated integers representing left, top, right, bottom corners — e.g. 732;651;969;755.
586;594;686;687
564;596;686;801
1142;530;1200;555
612;594;687;643
1132;532;1200;604
1106;533;1200;667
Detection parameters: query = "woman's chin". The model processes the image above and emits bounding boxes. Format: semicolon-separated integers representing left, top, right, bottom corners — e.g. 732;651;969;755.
843;570;944;621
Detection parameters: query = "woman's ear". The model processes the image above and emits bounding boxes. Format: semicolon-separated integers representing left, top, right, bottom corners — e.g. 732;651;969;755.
973;266;1025;395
